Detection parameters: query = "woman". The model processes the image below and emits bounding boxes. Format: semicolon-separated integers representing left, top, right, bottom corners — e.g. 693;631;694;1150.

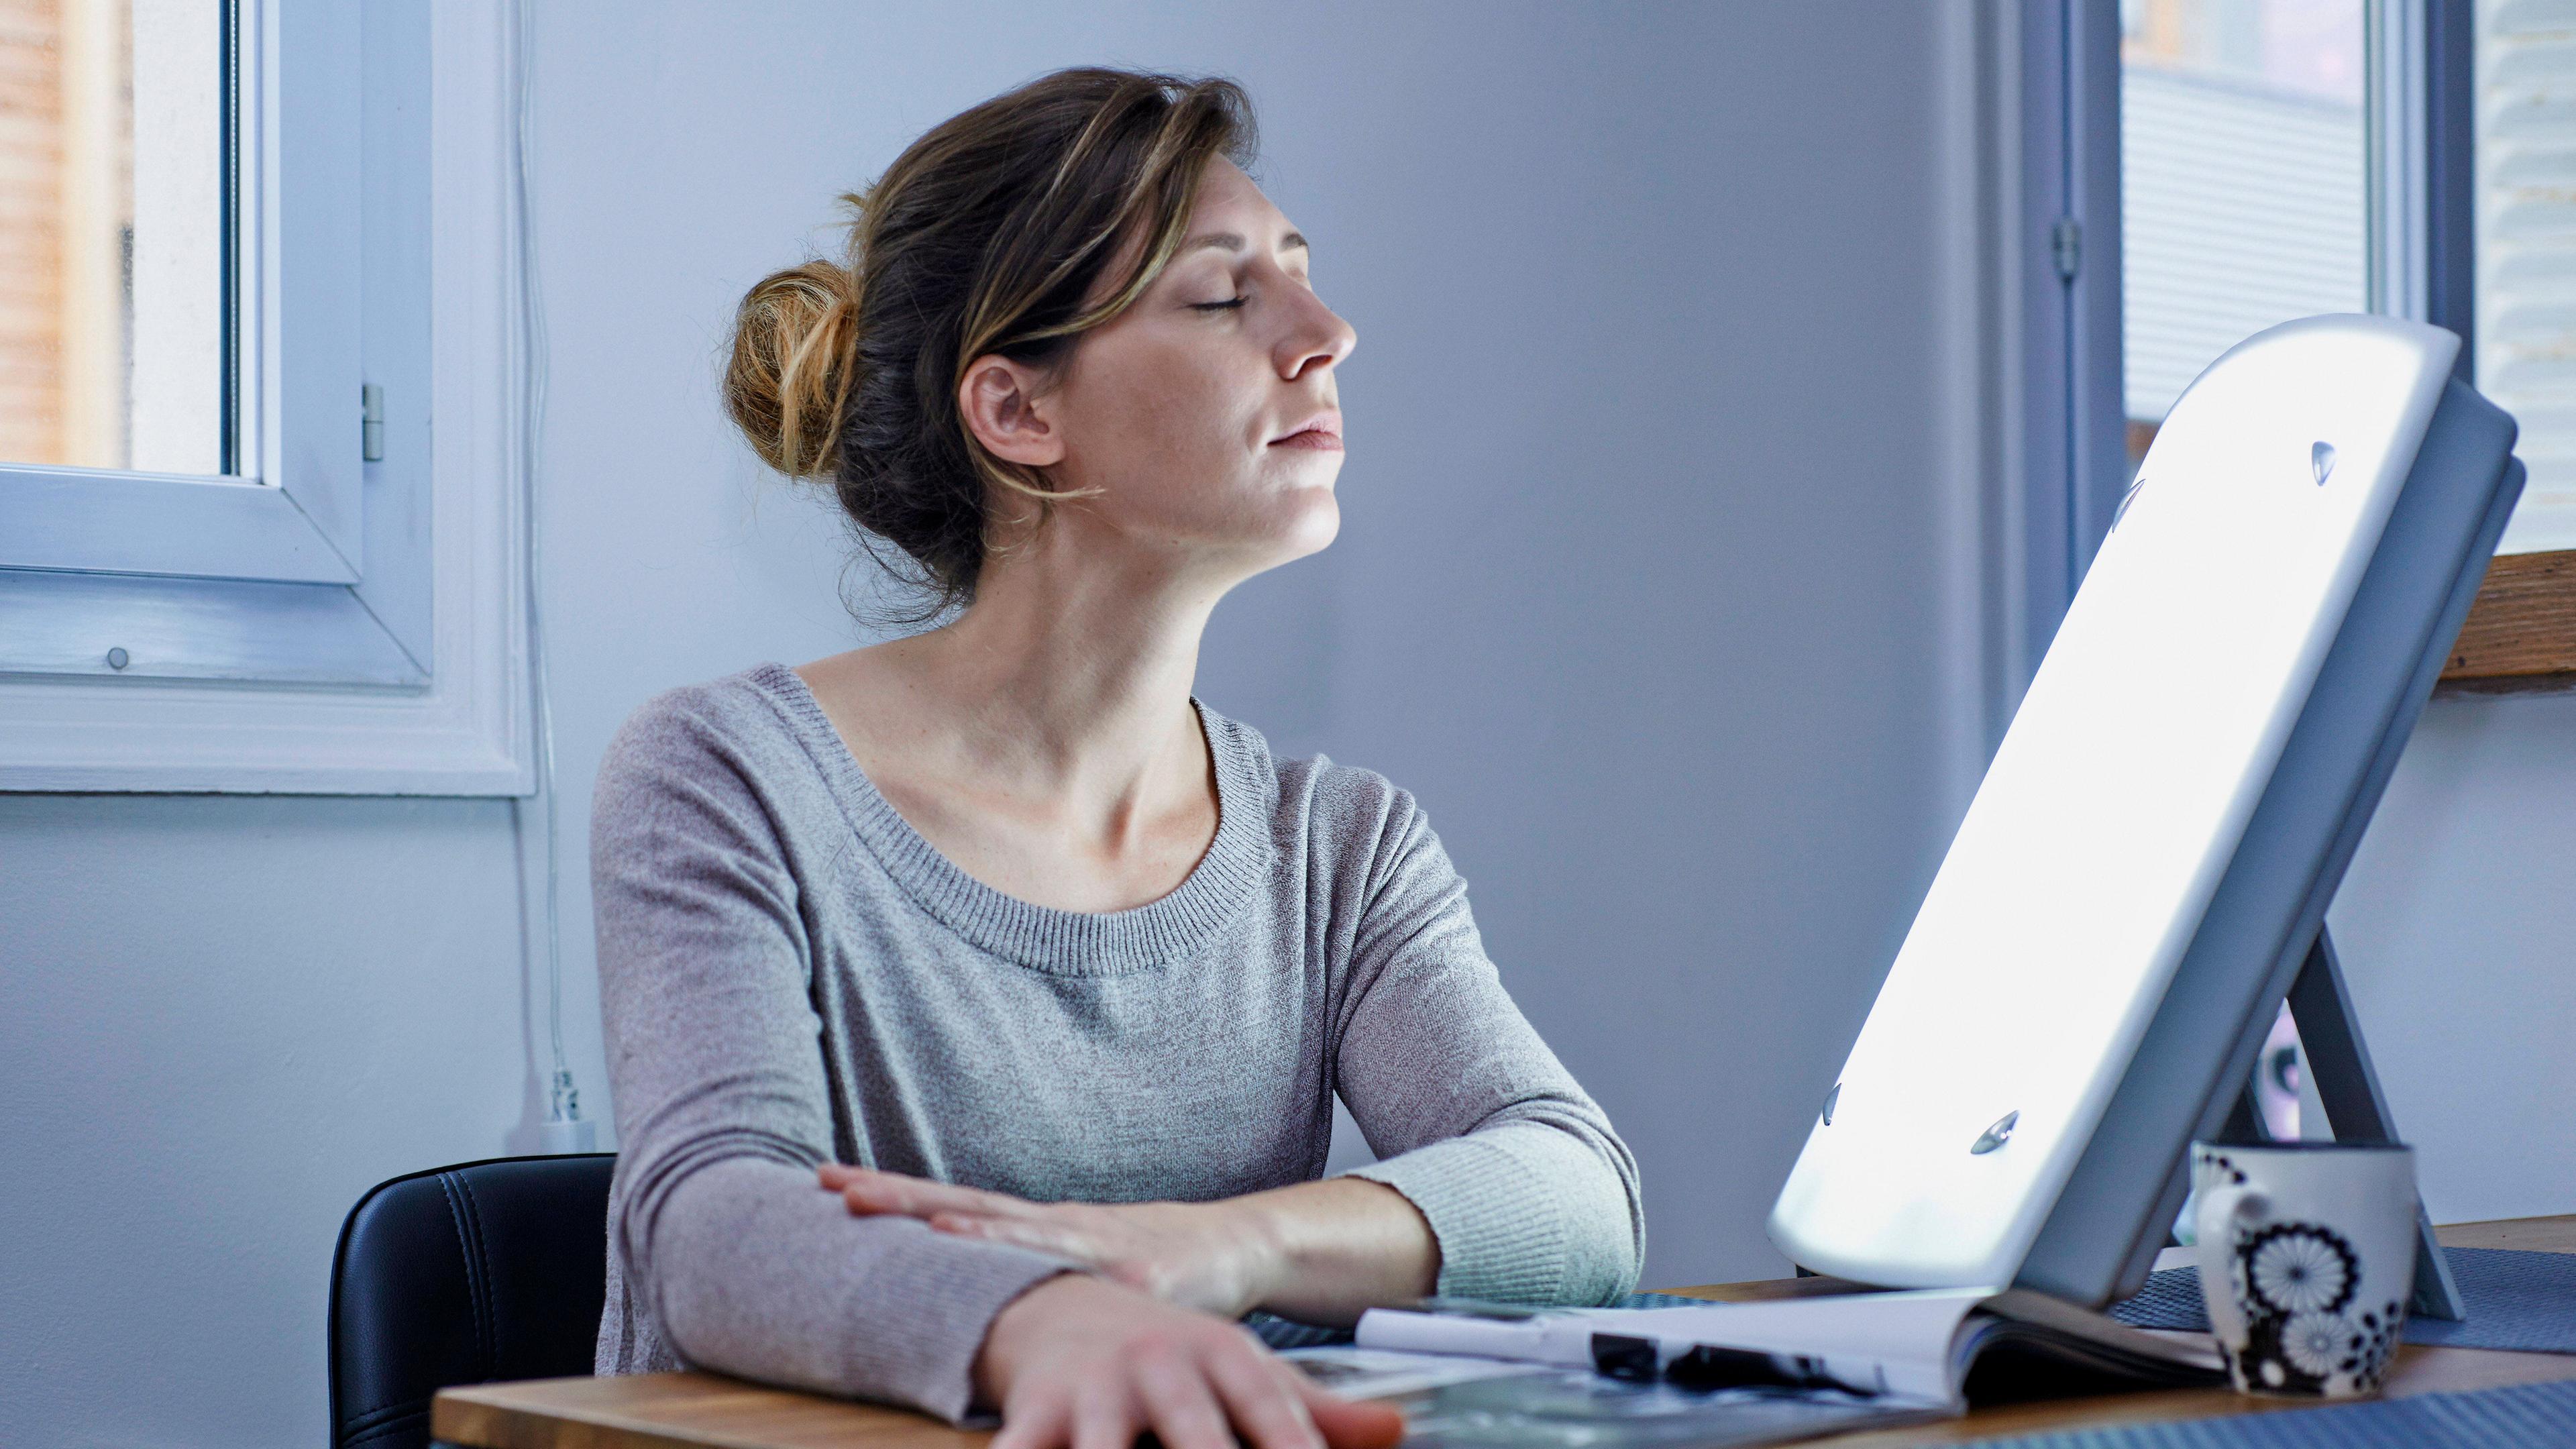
592;67;1643;1449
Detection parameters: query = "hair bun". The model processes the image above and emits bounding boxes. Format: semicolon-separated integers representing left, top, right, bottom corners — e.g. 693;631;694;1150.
724;259;861;479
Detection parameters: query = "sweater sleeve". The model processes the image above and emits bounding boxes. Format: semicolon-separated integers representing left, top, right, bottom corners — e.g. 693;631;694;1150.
1330;786;1646;1306
591;693;1070;1421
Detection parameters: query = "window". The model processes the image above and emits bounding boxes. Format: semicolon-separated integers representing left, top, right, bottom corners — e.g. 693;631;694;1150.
2123;0;2571;561
0;0;227;478
1;1;377;596
0;0;530;794
2121;0;2370;462
2474;0;2576;553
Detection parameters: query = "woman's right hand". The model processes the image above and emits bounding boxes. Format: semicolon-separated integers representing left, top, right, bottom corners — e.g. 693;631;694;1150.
977;1274;1405;1449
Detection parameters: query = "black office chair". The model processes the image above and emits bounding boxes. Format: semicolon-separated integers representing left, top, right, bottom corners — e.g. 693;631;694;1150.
328;1153;616;1449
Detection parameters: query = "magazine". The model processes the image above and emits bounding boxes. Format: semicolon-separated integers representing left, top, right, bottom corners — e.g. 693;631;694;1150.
1288;1287;2224;1446
1285;1345;1933;1449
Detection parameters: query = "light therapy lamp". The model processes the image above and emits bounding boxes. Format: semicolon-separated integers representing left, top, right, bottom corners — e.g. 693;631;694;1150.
1769;315;2521;1319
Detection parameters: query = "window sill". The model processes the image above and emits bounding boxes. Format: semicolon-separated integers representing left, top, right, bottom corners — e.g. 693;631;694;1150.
2437;549;2576;696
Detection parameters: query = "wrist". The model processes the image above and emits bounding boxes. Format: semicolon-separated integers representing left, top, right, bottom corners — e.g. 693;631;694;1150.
1205;1195;1293;1316
973;1271;1087;1408
1238;1176;1440;1324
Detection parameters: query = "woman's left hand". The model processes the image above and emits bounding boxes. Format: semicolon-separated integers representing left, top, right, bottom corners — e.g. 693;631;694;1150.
820;1164;1285;1318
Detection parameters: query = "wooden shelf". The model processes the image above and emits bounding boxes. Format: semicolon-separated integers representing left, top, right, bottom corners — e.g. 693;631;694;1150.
2438;549;2576;696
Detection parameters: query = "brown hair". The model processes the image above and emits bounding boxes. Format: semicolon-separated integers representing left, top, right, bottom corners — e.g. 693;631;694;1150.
724;68;1257;619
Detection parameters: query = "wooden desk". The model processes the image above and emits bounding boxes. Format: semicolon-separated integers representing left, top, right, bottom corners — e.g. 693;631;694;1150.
434;1215;2576;1449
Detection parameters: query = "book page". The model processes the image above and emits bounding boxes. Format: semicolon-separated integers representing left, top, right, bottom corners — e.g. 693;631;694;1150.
1287;1347;1948;1449
1563;1288;1999;1403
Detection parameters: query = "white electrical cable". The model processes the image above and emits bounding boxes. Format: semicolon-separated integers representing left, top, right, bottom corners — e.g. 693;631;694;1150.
505;0;587;1149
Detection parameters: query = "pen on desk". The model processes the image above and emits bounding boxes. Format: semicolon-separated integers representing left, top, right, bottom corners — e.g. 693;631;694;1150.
1591;1335;1886;1399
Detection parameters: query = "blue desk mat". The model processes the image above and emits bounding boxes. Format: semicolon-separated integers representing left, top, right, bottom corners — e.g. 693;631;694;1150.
1267;1260;2576;1355
1249;1290;1710;1350
1971;1376;2576;1448
2108;1248;2576;1353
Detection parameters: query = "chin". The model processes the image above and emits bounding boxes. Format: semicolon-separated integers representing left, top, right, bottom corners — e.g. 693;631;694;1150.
1275;487;1341;559
1203;490;1338;581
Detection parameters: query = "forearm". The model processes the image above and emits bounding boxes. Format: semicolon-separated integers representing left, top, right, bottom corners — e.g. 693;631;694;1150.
635;1157;1068;1421
1232;1175;1439;1326
1346;1116;1642;1305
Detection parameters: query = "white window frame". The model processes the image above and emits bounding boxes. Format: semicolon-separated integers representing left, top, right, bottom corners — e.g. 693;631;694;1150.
1928;0;2129;768
0;0;530;794
2365;0;2438;327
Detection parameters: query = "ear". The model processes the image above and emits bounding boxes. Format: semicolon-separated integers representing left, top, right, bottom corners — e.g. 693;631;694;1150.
957;355;1066;468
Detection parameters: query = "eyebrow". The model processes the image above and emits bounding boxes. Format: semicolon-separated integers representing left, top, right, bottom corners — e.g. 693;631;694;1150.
1180;229;1309;256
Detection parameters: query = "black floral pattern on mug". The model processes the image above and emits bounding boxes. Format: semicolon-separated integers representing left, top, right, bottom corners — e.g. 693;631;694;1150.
2222;1221;2400;1393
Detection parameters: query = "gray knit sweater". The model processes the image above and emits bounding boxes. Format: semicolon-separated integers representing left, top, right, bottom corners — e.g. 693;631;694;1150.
590;663;1643;1421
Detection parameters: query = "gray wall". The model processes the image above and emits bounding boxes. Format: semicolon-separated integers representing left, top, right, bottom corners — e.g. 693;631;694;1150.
3;4;2567;1447
2332;695;2576;1224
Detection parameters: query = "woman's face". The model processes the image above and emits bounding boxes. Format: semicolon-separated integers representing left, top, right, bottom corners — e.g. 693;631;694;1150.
974;157;1357;584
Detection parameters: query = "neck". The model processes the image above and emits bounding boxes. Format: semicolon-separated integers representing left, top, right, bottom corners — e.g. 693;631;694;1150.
900;517;1228;835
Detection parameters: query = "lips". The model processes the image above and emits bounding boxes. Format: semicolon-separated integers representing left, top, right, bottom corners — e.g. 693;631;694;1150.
1270;411;1343;451
1271;428;1343;451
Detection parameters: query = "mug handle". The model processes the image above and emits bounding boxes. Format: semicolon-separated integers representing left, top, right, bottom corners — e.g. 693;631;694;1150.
2195;1182;2274;1352
2198;1183;2272;1239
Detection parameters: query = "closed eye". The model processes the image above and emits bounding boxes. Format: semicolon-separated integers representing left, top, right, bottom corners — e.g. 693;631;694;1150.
1190;297;1247;312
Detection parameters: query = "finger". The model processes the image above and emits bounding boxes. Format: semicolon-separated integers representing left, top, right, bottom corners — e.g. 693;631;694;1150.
1068;1375;1135;1449
828;1166;964;1207
1132;1346;1237;1449
1298;1378;1405;1449
1200;1337;1323;1449
991;1383;1072;1449
930;1212;1097;1260
837;1172;1027;1220
838;1181;943;1220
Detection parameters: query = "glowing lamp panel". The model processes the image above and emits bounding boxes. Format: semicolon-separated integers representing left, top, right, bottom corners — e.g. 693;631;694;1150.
1768;318;2456;1289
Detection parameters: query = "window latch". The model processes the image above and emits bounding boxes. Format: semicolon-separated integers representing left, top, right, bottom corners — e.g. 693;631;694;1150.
362;383;386;462
2051;217;2082;284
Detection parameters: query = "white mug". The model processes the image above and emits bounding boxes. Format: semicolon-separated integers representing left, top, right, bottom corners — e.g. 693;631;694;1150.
2191;1140;2420;1398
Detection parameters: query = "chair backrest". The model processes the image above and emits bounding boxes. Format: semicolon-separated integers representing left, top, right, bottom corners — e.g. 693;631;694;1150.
328;1153;616;1449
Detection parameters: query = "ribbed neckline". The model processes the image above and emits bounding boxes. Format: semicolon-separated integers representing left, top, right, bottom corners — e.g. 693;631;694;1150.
749;661;1275;975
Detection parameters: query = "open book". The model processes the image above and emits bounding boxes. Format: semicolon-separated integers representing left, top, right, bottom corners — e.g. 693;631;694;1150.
1287;1289;2224;1448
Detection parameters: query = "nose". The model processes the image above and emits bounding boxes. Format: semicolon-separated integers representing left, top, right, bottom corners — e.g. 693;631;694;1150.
1277;289;1356;382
